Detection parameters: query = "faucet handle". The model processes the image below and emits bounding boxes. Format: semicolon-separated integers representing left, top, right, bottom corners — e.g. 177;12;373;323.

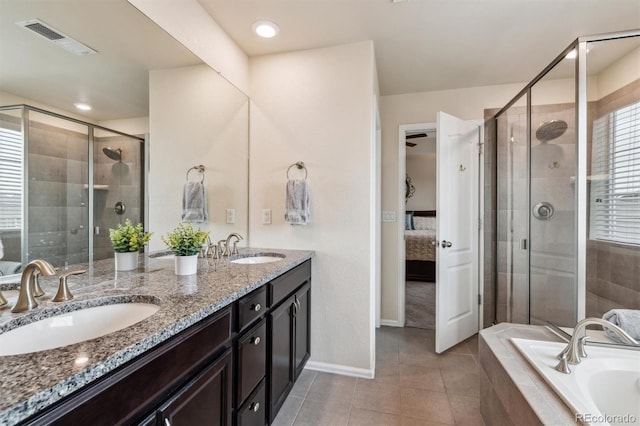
53;269;87;302
218;240;229;257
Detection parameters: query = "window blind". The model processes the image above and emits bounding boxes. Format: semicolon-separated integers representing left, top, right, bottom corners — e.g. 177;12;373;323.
590;101;640;245
0;126;22;230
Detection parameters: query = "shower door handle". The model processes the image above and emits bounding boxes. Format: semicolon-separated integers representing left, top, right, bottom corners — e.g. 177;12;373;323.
441;240;452;248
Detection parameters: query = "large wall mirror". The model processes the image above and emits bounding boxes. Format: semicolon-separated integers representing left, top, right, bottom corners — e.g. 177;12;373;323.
0;0;249;278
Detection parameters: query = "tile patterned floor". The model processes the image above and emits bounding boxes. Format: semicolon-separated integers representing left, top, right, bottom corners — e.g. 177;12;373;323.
273;326;484;426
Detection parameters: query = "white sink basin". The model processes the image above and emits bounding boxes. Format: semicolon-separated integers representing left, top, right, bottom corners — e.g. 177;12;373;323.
231;254;284;264
511;338;640;425
0;302;160;356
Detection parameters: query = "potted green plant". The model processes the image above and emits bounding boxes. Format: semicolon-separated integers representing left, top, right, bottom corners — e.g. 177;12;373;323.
161;223;209;275
109;219;152;271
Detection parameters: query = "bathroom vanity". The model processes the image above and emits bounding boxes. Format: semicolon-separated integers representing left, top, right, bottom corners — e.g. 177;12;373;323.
0;249;313;425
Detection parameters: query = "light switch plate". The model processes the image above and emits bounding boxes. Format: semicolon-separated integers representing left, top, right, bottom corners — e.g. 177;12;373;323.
382;211;396;222
262;209;272;225
226;208;235;224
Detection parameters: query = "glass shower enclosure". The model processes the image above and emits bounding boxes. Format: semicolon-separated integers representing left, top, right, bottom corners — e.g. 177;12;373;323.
0;105;144;273
493;30;640;327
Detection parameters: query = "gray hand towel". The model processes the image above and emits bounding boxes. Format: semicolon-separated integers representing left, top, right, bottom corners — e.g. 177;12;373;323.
182;181;208;223
285;179;310;225
603;309;640;342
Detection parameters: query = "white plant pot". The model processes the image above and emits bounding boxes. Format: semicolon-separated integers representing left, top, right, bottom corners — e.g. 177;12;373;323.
115;251;138;271
175;254;198;276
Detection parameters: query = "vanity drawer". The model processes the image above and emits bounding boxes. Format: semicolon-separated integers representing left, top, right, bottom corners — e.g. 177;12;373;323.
238;286;267;331
269;260;311;308
237;319;267;404
237;379;266;426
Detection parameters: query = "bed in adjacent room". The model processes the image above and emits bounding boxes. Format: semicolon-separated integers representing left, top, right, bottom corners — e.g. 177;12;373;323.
405;210;436;282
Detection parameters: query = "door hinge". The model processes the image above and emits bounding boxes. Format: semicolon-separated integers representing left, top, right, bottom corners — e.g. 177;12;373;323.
478;294;482;305
478;142;484;155
478;217;481;231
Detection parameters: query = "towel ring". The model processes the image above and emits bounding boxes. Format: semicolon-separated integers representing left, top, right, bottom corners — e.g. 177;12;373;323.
287;161;308;180
186;165;205;182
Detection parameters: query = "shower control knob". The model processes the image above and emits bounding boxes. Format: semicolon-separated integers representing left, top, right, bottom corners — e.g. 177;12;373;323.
114;201;126;215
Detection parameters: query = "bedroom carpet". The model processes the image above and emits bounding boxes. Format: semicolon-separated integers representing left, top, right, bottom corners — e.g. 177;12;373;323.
405;281;435;330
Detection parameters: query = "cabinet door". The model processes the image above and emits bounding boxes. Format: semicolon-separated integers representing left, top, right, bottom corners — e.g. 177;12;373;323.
237;380;266;426
294;283;311;378
269;294;295;421
157;350;232;426
237;319;267;405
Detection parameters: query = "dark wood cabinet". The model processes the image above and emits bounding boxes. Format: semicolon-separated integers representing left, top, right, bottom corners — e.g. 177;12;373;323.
23;260;311;426
237;380;266;426
237;319;267;404
268;277;311;423
155;350;232;426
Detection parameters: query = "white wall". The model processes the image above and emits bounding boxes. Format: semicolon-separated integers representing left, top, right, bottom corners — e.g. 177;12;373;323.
148;64;249;250
98;117;149;136
380;82;526;323
0;90;98;124
127;0;250;95
596;46;640;99
406;153;436;211
249;41;377;374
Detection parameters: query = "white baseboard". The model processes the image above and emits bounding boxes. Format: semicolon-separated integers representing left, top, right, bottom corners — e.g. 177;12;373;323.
305;361;374;379
380;319;402;327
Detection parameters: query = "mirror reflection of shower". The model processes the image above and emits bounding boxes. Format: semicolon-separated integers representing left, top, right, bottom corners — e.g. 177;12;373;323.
102;147;122;161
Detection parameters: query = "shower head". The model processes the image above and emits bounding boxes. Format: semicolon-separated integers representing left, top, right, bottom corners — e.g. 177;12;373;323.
102;147;122;161
536;120;567;143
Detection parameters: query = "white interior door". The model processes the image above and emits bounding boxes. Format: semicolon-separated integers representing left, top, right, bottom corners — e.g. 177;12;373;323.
436;111;480;354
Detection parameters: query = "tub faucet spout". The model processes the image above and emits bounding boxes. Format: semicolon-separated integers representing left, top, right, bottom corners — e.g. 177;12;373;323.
555;317;638;374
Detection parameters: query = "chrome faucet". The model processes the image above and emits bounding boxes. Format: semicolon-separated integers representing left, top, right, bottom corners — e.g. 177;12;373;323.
224;233;243;256
53;270;87;302
11;259;57;313
555;317;638;374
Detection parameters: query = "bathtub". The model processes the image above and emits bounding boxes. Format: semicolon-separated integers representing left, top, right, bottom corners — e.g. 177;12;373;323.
511;338;640;426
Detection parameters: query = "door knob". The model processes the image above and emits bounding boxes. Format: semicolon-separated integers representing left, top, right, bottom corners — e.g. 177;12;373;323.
431;240;440;247
441;240;452;248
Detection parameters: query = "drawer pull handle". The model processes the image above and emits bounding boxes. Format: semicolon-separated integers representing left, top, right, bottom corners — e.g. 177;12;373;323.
251;336;261;346
250;402;260;412
251;303;261;312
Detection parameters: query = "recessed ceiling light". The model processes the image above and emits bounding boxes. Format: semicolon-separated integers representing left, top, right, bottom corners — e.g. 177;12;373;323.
252;20;279;38
74;102;92;111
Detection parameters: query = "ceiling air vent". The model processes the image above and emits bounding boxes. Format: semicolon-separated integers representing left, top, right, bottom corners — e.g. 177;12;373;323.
16;19;97;56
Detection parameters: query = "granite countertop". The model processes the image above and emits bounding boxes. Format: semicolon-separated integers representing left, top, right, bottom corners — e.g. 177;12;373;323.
0;248;314;425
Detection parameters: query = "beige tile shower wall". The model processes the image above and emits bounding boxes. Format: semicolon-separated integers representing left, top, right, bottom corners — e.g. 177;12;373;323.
93;133;143;260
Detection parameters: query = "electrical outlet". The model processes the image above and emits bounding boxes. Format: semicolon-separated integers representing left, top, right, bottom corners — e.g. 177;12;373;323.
262;209;272;225
226;208;235;224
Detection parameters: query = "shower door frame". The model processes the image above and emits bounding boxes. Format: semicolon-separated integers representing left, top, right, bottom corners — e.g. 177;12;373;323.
0;104;145;268
493;29;640;325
